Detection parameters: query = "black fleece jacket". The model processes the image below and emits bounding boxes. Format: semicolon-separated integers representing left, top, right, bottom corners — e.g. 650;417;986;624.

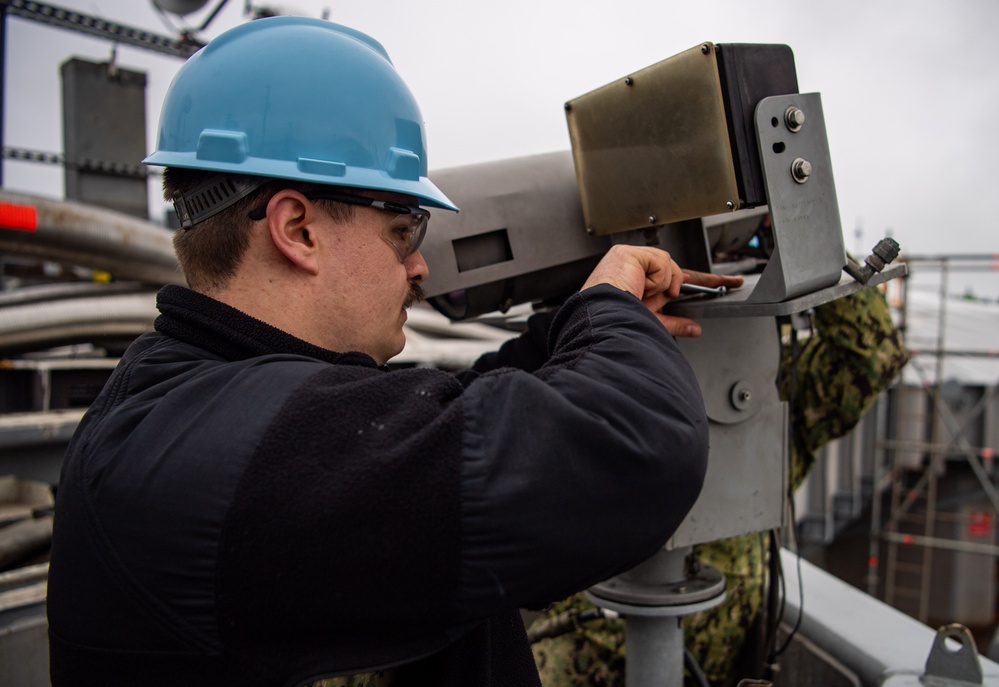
47;283;708;687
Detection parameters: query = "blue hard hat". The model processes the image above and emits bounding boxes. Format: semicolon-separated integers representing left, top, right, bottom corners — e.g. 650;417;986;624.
143;16;457;212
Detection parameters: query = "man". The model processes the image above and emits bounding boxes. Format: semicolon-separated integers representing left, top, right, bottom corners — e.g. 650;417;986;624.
46;16;739;687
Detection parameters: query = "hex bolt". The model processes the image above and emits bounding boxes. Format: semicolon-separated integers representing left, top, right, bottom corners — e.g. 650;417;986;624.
785;106;805;132
792;157;812;184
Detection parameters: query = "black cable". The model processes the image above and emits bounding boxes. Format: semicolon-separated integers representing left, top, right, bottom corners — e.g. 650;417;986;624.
764;314;812;674
762;530;785;677
772;497;805;660
769;314;810;662
197;0;231;31
684;648;711;687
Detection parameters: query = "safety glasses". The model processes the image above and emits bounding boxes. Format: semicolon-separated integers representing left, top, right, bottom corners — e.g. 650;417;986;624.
248;189;430;262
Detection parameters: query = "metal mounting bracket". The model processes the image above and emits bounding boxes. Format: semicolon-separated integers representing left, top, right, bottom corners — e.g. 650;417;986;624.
923;624;984;686
747;92;846;303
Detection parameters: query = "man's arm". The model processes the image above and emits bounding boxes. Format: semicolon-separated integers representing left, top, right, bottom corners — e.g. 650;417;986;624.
452;247;742;614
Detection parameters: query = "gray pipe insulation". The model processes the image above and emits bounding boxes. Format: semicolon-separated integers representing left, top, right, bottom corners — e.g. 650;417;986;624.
0;190;182;285
0;292;158;352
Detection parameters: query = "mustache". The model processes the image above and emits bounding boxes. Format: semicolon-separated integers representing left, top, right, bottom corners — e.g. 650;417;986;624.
403;283;427;309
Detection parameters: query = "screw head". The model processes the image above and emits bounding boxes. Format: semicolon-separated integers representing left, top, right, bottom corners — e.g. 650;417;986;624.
726;200;736;210
625;77;634;86
648;215;657;224
792;157;812;183
785;106;806;132
701;44;710;54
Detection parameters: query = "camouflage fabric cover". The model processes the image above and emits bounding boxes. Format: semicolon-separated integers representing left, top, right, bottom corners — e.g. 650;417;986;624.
780;287;909;491
530;286;909;687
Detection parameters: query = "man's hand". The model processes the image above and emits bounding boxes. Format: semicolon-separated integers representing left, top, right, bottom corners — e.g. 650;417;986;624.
580;245;743;337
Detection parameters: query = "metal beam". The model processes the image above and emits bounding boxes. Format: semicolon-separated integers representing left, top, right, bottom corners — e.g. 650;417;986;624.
0;0;201;58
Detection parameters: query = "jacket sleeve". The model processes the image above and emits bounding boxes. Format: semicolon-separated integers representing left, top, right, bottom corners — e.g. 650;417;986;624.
463;309;557;376
454;284;709;617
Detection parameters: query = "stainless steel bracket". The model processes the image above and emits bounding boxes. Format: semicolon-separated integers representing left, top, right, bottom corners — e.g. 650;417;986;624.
747;93;847;303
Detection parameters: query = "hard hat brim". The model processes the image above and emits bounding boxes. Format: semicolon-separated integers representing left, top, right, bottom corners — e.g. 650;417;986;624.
143;152;459;212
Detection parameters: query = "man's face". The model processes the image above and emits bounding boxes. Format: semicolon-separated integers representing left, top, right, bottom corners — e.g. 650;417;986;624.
314;191;429;364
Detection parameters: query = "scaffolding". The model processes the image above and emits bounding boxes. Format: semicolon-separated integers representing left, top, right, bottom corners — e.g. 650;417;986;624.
871;254;999;629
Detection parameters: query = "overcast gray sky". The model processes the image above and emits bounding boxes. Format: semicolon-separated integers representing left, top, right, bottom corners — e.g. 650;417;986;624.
5;0;999;293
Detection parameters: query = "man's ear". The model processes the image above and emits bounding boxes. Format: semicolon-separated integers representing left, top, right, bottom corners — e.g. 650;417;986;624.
265;190;320;275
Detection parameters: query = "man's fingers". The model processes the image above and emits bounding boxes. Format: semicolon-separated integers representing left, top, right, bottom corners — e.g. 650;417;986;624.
582;245;681;301
649;253;686;300
582;247;742;339
657;314;702;338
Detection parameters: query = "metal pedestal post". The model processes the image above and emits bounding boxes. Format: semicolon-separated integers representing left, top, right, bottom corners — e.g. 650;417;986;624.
587;545;726;686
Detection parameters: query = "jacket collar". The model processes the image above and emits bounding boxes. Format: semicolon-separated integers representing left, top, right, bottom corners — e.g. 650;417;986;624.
154;285;378;367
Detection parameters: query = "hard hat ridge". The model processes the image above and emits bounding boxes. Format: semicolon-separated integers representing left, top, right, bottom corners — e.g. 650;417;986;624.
144;16;458;214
